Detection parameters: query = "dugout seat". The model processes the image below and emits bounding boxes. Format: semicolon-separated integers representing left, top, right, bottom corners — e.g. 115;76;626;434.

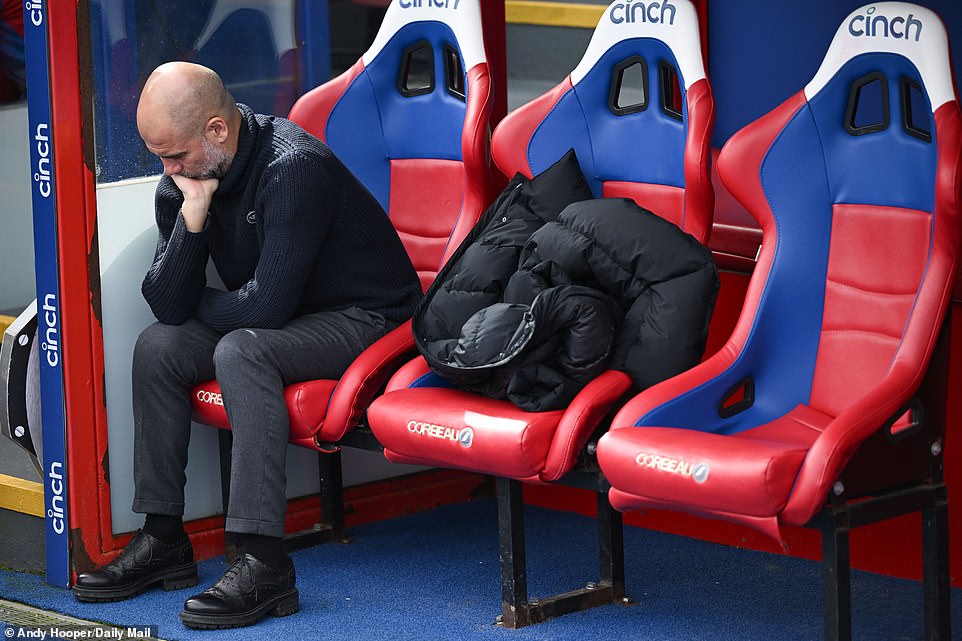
366;0;713;626
189;0;494;538
596;3;960;639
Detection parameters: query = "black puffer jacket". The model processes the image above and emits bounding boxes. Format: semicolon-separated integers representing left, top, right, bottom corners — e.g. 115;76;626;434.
413;150;719;411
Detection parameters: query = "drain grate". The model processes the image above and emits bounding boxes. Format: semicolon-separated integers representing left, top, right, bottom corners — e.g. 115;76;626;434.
0;599;164;640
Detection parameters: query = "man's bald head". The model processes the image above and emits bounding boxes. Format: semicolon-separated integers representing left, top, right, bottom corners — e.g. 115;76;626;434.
137;62;241;179
137;62;236;139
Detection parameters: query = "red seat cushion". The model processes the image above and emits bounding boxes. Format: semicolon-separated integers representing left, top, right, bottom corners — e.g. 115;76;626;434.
367;387;564;480
598;405;832;519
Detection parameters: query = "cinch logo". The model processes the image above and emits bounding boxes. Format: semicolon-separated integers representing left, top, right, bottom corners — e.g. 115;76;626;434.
34;123;52;198
609;0;676;26
48;460;65;535
848;6;922;42
407;420;473;448
41;293;59;368
25;0;43;26
635;452;710;483
399;0;459;9
196;390;224;406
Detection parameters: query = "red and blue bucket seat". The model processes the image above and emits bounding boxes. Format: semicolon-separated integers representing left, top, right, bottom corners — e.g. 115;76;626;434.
596;3;961;638
369;0;714;486
366;0;714;625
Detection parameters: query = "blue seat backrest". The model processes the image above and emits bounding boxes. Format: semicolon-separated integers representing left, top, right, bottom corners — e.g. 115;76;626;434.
324;13;480;209
527;37;687;197
735;53;938;429
634;2;958;433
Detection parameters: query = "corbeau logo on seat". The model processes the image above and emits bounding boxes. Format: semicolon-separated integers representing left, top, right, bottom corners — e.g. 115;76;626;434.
196;390;224;406
848;6;922;42
609;0;676;26
407;420;473;447
399;0;460;9
635;452;709;483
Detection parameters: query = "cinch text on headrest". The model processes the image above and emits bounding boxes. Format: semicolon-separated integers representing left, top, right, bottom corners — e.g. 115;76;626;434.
400;0;460;10
848;6;922;42
609;0;676;26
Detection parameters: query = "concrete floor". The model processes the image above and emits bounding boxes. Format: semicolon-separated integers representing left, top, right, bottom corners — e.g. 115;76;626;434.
0;390;43;574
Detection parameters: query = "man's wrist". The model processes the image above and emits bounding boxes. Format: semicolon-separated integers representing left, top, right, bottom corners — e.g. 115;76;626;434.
180;207;210;233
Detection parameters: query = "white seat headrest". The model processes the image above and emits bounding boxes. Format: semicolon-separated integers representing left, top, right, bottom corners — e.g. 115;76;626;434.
571;0;706;89
805;2;955;109
362;0;487;70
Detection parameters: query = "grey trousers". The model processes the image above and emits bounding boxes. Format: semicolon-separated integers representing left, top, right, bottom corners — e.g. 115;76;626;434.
131;307;390;537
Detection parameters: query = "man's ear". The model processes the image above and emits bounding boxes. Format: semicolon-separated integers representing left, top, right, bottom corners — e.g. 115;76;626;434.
206;116;229;143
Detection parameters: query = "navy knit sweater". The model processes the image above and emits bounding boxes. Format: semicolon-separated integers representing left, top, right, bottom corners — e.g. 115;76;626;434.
142;105;422;332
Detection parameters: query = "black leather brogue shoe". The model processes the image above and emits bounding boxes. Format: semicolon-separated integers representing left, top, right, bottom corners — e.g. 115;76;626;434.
72;530;197;602
179;553;298;629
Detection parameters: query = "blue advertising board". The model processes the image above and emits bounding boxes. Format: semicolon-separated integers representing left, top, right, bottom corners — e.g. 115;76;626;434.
23;0;71;588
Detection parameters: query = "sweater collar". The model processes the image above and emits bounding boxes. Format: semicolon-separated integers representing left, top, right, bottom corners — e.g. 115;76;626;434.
216;103;258;195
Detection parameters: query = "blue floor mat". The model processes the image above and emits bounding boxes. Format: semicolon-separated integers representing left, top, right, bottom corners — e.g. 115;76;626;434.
1;500;959;641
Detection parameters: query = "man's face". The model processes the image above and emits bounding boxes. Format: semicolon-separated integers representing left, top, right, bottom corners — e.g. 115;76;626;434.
142;127;231;180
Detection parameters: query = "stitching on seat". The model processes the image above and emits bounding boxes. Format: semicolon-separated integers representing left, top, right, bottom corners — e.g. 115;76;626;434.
818;327;903;341
825;274;923;298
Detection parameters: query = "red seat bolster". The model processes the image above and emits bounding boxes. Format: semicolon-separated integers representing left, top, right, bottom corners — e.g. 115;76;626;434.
490;78;573;179
611;340;741;429
781;352;950;525
286;380;341;446
314;319;416;444
288;59;364;141
451;64;497;263
385;356;432;393
682;77;716;245
540;369;633;482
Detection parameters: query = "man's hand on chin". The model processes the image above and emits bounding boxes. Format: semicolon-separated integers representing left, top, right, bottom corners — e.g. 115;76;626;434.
171;174;220;232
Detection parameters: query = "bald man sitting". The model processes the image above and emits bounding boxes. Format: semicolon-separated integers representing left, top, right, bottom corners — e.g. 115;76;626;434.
72;62;422;629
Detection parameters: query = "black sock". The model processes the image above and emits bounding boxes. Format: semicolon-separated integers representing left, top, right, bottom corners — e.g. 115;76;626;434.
143;514;186;544
234;533;287;568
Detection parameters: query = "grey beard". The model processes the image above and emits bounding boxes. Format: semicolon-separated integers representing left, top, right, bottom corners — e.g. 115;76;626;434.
185;138;233;179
